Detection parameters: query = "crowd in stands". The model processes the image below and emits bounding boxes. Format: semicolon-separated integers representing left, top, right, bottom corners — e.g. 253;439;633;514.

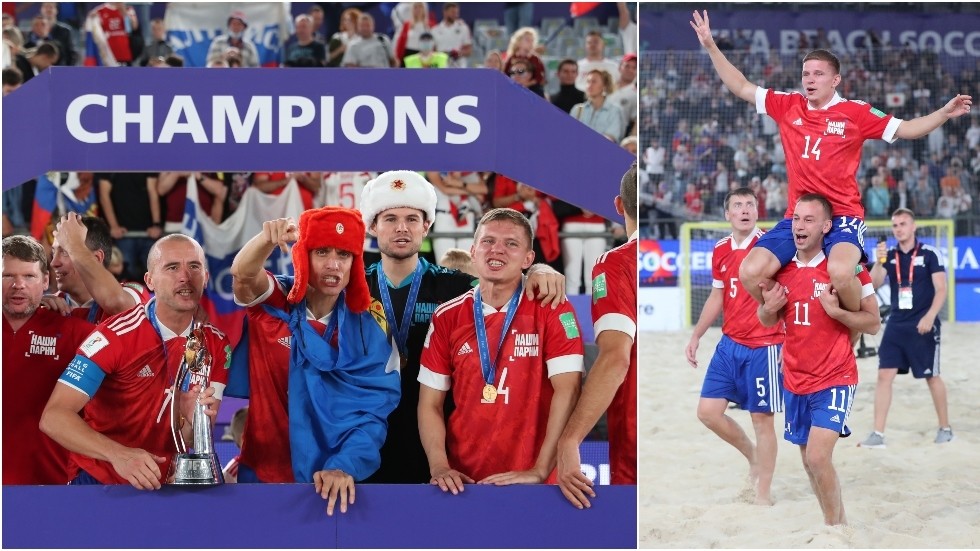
637;41;980;239
2;2;639;296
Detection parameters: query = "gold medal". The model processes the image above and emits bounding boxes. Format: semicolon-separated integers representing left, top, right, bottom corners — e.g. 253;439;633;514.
482;383;497;402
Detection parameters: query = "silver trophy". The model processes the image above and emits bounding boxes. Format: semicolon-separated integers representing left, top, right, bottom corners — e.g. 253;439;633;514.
168;323;224;485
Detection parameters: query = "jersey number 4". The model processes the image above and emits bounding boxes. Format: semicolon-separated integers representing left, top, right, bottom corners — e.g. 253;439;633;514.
801;136;823;161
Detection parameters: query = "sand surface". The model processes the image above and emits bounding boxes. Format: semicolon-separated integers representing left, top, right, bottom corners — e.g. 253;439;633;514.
638;322;980;548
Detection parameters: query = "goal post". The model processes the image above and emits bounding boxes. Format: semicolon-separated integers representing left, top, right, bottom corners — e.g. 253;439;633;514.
679;219;956;328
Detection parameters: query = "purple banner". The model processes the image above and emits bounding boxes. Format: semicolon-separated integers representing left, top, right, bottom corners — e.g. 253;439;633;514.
640;7;980;58
2;67;633;221
2;484;636;548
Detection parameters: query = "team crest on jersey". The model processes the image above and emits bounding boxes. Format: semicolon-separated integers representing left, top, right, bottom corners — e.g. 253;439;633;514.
811;279;829;300
80;331;109;358
559;312;580;339
824;119;846;137
369;299;388;335
592;273;607;303
28;332;60;359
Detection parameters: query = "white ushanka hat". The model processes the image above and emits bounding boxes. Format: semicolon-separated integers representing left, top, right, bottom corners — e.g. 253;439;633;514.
360;170;437;233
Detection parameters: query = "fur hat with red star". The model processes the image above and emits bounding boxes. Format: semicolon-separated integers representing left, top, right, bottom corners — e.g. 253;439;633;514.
359;170;437;234
287;206;370;312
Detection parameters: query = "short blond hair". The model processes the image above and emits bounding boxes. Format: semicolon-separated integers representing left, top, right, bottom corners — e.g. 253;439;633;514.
439;248;477;277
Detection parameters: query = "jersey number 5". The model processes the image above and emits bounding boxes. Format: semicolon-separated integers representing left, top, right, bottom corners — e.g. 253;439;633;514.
729;277;738;298
801;136;823;161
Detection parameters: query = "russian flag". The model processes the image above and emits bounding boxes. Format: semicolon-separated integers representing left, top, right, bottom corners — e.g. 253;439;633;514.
83;15;117;66
30;172;98;241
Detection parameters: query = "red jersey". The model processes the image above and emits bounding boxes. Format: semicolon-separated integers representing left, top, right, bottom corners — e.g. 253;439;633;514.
236;273;329;483
758;88;899;218
712;229;785;348
590;236;638;485
62;281;152;326
90;4;135;62
62;301;230;484
419;287;585;481
774;253;873;394
3;310;94;484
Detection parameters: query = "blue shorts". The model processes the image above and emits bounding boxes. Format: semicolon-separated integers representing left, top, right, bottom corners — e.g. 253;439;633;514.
783;385;855;446
757;216;868;267
879;323;941;378
700;335;783;413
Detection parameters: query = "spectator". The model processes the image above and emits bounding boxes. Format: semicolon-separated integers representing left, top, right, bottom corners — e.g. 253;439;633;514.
221;407;248;483
25;13;73;66
137;18;173;67
430;2;472;68
683;182;704;219
427;171;487;262
576;31;619;92
551;59;585;114
283;14;326;67
503;27;546;90
482;49;503;71
2;65;21;95
508;56;544;97
643;141;666;186
607;54;638;136
14;41;58;83
571;70;625;142
394;2;431;64
402;31;448;69
559;202;608;296
342;13;397;68
252;171;317;211
107;245;125;281
865;174;891;218
326;7;361;67
909;174;937;217
503;3;534;37
87;2;139;65
2;235;93;485
2;26;24;69
652;181;677;239
308;5;326;43
438;247;477;277
98;172;163;281
617;1;637;55
206;10;259;68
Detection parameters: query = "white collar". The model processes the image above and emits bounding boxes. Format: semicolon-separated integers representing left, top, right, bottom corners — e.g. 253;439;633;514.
791;250;827;267
729;227;760;250
146;299;193;340
808;92;844;111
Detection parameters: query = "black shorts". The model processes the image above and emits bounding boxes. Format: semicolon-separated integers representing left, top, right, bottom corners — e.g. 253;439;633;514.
878;323;941;378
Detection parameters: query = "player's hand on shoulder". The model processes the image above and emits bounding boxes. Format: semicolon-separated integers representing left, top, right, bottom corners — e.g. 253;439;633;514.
39;294;72;316
429;465;474;495
817;286;841;315
313;469;355;516
525;265;566;309
109;446;167;491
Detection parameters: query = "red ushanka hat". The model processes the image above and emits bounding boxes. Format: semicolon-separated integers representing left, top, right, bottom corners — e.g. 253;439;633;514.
287;206;370;313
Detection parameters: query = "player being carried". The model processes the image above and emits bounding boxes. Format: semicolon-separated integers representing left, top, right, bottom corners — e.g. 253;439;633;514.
690;10;972;314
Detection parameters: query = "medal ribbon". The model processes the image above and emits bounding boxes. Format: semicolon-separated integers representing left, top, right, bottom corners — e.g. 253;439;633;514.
378;261;424;358
473;284;522;389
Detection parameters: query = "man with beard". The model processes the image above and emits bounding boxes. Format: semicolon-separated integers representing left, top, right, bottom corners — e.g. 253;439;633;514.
3;236;93;484
41;234;230;489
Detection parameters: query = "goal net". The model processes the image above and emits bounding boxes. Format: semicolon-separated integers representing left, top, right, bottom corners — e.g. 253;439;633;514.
679;219;956;328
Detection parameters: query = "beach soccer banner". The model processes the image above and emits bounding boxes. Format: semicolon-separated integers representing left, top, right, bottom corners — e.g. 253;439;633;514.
164;3;292;67
3;68;632;222
182;176;304;346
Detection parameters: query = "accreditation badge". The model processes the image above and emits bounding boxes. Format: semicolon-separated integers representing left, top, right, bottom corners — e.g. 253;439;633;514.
898;286;913;310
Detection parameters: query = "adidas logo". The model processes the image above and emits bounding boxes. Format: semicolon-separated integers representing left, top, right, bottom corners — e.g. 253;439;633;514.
830;414;841;423
457;342;473;356
278;336;291;349
792;118;803;126
137;365;154;378
720;264;727;273
923;369;932;375
758;399;767;406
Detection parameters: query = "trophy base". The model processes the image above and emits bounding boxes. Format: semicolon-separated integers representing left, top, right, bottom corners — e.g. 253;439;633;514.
170;453;224;486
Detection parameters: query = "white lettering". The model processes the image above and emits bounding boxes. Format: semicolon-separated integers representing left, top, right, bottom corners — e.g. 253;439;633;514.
158;95;208;143
111;94;154;143
320;96;334;143
278;96;316;144
213;96;273;143
444;95;480;144
394;96;438;144
66;94;108;143
919;31;942;53
780;30;799;54
966;31;980;56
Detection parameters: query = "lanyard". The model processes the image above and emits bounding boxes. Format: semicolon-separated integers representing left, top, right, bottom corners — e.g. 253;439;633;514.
473;285;522;387
377;261;424;357
894;243;919;288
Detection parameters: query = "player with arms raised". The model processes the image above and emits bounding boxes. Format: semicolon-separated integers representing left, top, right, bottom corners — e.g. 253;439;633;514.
690;9;972;316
